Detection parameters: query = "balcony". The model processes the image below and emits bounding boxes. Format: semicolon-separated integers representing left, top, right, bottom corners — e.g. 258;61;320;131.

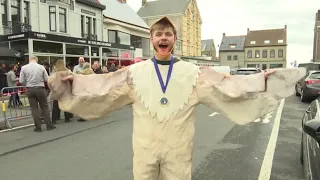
81;33;97;41
2;21;32;35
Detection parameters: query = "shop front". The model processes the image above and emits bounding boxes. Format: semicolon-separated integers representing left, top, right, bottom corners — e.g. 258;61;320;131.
0;31;135;70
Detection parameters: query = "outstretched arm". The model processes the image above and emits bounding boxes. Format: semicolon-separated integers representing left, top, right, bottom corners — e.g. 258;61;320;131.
48;67;133;120
196;67;306;125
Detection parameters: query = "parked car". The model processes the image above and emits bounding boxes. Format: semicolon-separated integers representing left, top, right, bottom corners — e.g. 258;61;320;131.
233;68;262;75
298;62;320;72
300;98;320;179
296;70;320;102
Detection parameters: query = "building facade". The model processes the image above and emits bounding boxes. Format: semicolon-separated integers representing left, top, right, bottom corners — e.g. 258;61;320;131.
201;39;216;60
0;0;137;69
101;0;150;66
313;9;320;62
244;26;287;69
219;33;246;68
137;0;202;57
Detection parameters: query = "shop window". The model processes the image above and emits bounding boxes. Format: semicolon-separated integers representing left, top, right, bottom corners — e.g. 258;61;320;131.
119;49;134;59
10;40;28;53
65;44;87;55
118;31;130;45
33;40;63;54
91;46;99;57
270;64;283;69
102;47;118;57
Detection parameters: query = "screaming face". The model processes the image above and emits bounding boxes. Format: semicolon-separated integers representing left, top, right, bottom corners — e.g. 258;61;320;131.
151;27;177;59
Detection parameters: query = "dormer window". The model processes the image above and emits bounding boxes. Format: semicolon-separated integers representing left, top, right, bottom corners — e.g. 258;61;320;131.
250;41;256;44
264;40;270;44
229;44;236;48
278;39;283;43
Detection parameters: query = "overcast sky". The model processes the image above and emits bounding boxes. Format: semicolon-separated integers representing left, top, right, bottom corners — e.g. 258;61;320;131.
127;0;320;65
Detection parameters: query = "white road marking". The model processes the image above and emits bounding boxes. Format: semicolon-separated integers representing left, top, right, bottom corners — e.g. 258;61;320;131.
0;123;34;133
209;112;220;117
258;99;285;180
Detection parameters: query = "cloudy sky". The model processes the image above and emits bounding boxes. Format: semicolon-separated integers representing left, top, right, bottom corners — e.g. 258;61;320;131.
126;0;320;66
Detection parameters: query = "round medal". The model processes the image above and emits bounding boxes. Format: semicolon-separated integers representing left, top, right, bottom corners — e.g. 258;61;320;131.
160;97;169;106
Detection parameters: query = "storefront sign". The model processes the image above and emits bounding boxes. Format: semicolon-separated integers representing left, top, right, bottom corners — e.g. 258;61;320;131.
0;31;135;50
7;33;26;40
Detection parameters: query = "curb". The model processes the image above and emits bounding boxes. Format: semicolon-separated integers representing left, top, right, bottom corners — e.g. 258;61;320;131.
0;105;133;157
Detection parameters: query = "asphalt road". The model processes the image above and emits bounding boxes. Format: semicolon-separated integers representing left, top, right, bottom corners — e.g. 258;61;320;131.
0;96;310;180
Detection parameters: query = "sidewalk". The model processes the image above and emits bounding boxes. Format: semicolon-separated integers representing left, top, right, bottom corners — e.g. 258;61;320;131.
0;105;132;157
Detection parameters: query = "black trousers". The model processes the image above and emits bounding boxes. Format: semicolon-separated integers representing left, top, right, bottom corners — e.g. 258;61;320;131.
52;100;73;122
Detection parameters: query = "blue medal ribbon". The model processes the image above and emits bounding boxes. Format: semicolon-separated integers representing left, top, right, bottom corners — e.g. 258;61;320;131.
153;56;174;105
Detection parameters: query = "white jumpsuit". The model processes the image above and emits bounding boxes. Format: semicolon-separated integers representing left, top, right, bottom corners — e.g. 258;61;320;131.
48;59;305;180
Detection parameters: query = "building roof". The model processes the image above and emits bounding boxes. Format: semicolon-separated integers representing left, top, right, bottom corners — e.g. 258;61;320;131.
137;0;190;18
219;35;246;51
76;0;106;10
101;0;149;29
201;39;214;51
245;27;287;47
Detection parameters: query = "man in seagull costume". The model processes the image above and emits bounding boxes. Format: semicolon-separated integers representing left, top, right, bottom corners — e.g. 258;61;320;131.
48;17;305;180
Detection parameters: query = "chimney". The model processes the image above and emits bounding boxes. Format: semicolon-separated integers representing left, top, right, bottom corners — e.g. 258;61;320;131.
223;33;225;37
142;0;147;6
247;28;250;32
285;25;287;29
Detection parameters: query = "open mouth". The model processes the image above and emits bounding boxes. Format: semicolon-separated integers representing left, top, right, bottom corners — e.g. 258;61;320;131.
159;44;169;49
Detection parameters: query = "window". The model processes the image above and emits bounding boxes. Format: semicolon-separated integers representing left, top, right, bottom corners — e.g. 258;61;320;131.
278;39;283;43
250;41;256;44
255;50;260;58
24;2;29;24
118;31;131;45
59;7;66;32
1;0;7;25
93;18;96;35
247;50;252;58
131;35;142;48
270;64;283;68
108;30;116;43
175;39;182;51
70;0;74;10
227;55;231;60
229;44;236;48
85;17;90;34
11;0;20;22
233;55;238;60
262;50;267;58
278;49;283;57
264;40;270;44
49;6;56;31
80;15;84;36
270;49;275;58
